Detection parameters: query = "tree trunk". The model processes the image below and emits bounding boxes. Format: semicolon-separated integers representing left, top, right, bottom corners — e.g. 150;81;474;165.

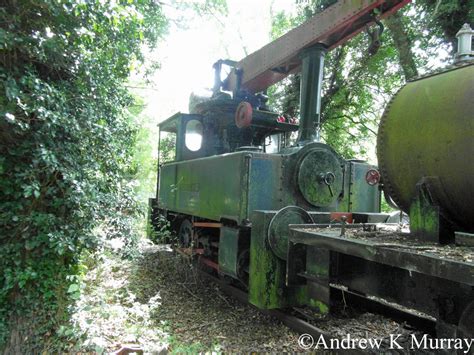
2;315;32;355
385;11;419;81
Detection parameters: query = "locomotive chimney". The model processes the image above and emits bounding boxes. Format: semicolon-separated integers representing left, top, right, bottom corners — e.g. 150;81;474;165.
297;43;327;144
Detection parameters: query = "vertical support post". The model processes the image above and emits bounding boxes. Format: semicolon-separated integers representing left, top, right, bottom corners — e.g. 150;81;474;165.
297;44;327;144
306;246;331;314
409;178;454;244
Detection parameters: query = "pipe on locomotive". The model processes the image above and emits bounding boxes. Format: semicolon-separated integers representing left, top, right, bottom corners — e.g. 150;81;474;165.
297;43;327;145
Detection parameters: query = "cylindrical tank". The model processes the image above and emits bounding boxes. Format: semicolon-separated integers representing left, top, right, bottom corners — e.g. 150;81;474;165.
377;63;474;231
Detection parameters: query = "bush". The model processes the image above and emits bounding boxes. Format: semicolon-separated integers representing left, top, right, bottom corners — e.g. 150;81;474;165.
0;1;167;351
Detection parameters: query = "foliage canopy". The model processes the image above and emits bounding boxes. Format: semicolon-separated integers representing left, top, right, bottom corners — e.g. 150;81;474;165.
269;0;473;160
0;0;166;351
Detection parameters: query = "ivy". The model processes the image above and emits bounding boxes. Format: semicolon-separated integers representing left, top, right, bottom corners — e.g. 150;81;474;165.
0;0;167;351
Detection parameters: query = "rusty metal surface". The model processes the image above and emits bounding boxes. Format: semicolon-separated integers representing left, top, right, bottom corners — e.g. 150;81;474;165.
377;63;474;231
200;257;219;271
193;222;223;228
223;0;411;93
289;225;474;286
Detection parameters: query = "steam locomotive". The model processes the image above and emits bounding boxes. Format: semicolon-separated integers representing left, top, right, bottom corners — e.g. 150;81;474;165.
150;0;474;340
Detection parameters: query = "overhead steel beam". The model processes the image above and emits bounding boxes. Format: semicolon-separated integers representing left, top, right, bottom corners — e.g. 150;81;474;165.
222;0;411;94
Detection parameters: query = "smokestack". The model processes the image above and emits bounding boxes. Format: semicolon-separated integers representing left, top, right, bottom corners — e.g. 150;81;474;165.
297;44;327;144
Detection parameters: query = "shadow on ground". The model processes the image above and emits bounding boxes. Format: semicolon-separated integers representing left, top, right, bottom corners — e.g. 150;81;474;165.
128;245;300;353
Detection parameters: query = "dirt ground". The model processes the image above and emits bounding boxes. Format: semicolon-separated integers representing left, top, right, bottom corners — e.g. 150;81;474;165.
71;241;428;354
71;242;300;353
133;244;301;353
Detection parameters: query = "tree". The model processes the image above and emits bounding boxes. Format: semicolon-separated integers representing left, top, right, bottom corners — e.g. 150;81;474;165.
268;0;470;160
385;11;419;80
419;0;474;50
0;1;167;351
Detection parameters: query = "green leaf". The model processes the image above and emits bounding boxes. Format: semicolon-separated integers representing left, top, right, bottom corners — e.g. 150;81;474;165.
67;283;80;293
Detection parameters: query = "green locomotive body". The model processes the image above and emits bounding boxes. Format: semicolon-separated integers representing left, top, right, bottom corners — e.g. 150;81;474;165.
157;124;380;225
149;0;474;340
152;87;385;310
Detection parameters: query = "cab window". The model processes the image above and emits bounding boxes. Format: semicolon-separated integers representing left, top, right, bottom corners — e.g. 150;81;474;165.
185;119;203;151
159;132;176;163
265;133;281;153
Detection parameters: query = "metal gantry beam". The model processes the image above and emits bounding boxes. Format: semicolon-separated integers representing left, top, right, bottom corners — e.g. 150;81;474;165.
222;0;411;94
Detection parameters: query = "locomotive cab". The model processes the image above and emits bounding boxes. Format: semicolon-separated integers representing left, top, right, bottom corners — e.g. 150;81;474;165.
157;96;300;164
158;113;205;162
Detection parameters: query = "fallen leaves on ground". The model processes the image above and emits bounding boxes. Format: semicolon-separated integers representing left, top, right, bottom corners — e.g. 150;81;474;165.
70;241;300;353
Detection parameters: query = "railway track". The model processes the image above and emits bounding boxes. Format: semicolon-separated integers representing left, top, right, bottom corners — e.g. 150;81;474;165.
195;261;437;354
198;270;332;342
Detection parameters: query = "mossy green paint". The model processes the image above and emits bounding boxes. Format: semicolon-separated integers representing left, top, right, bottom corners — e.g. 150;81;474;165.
378;64;474;231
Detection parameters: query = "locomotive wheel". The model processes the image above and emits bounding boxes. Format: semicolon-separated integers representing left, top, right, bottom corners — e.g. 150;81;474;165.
178;219;193;248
